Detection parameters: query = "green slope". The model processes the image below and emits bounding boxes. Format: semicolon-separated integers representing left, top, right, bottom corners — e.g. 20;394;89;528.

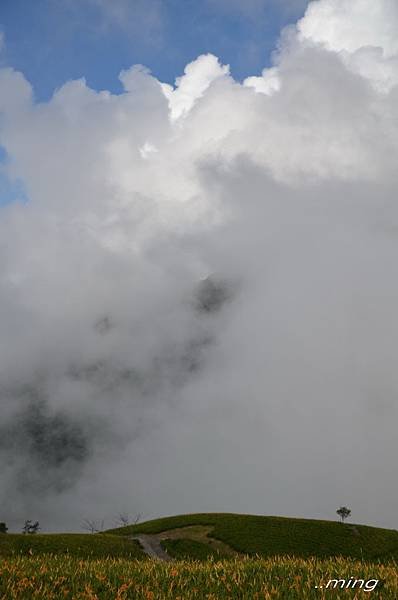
107;513;398;562
161;538;231;560
0;533;144;559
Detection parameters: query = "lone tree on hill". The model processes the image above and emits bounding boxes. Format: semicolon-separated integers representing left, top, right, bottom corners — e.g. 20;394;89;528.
336;506;351;523
22;520;40;534
113;512;142;528
0;522;8;533
81;518;105;534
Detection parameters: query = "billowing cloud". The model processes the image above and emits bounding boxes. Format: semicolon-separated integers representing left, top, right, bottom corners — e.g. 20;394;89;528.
298;0;398;56
298;0;398;91
1;0;398;531
161;54;230;121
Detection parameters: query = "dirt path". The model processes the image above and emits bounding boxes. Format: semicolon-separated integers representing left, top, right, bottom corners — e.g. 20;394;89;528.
131;526;238;561
131;534;173;561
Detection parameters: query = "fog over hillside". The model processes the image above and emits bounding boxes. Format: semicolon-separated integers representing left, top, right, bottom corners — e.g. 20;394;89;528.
1;0;398;530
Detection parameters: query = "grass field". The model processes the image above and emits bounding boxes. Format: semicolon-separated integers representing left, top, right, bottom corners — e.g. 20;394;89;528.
108;513;398;562
2;513;398;597
0;555;395;599
0;533;144;559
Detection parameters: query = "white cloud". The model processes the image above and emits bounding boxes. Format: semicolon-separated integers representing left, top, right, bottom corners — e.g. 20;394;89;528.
161;54;230;121
298;0;398;57
298;0;398;91
139;141;158;159
1;0;398;531
244;66;281;95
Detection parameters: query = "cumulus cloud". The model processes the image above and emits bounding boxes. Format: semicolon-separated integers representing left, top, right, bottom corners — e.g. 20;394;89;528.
244;66;281;95
298;0;398;56
298;0;398;91
1;0;398;531
161;54;230;121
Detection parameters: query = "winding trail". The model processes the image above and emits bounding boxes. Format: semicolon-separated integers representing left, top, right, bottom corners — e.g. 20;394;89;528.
131;534;173;561
130;526;237;561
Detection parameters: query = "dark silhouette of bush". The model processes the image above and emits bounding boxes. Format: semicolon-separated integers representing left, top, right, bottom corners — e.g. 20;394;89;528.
336;507;351;524
22;520;40;534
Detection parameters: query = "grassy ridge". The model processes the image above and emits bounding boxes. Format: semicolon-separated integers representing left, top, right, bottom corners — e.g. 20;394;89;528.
108;513;398;562
0;555;395;599
0;533;144;559
2;513;397;564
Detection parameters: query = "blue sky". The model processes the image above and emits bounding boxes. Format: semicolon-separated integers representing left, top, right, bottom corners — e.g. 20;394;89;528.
0;0;308;101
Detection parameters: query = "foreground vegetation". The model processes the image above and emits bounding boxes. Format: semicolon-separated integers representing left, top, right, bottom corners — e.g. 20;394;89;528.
0;555;395;599
0;534;144;559
109;513;398;562
2;514;397;598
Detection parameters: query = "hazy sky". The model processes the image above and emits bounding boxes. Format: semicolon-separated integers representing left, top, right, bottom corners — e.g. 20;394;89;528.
1;0;398;532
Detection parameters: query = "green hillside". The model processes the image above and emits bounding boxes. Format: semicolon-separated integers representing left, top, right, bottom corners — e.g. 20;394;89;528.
0;533;144;559
107;513;398;562
2;514;397;563
161;537;231;560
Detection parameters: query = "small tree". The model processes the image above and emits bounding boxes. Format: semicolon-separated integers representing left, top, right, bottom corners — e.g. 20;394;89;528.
113;512;142;528
22;520;40;534
30;521;40;534
336;506;351;524
81;518;105;534
114;513;130;528
22;520;30;534
0;522;8;534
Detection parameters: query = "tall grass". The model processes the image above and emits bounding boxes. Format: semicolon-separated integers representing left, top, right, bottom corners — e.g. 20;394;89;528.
0;555;396;599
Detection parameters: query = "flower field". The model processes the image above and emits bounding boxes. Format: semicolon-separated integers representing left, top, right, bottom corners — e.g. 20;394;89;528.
0;555;397;599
